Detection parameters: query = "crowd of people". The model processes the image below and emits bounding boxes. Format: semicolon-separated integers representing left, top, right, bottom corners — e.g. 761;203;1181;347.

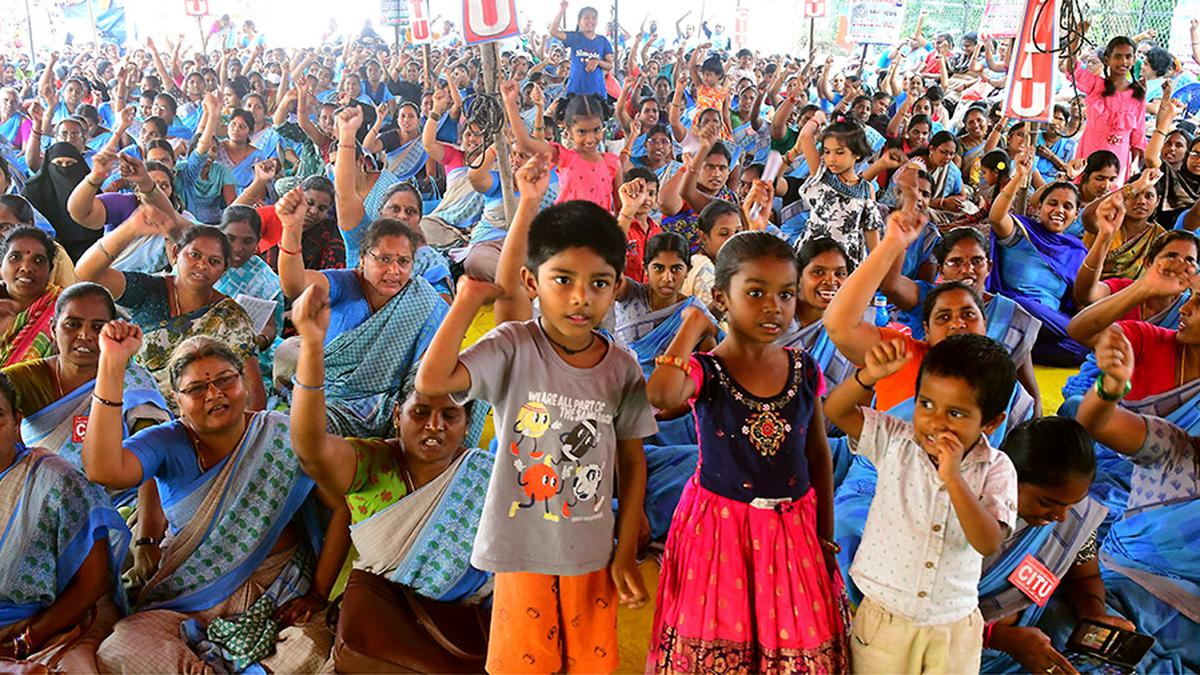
0;3;1197;673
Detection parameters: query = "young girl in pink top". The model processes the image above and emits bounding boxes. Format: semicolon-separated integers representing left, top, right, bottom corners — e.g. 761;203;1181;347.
1071;36;1147;182
502;82;621;211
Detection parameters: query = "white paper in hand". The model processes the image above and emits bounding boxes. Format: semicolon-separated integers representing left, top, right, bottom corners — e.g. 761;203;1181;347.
234;294;277;335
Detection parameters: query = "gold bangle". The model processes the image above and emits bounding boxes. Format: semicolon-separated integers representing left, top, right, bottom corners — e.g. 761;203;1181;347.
654;353;691;375
1081;258;1099;273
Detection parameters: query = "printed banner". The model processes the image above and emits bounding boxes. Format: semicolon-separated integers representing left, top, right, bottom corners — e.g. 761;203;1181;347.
978;0;1024;37
847;0;906;46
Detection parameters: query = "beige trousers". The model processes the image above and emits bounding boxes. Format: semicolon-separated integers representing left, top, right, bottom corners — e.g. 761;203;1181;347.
850;595;983;674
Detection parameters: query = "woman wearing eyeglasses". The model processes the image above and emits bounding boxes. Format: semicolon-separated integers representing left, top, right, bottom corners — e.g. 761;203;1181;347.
276;187;450;438
82;327;344;674
74;207;265;410
878;226;1044;415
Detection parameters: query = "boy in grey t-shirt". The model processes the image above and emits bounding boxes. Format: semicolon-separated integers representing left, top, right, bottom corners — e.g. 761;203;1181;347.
417;156;656;674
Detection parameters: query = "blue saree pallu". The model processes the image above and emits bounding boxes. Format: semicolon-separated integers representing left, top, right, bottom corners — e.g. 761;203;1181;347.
349;448;494;602
137;412;316;614
0;445;130;628
20;364;169;507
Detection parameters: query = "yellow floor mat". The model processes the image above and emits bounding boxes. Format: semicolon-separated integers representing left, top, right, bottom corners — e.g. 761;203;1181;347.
1034;366;1075;417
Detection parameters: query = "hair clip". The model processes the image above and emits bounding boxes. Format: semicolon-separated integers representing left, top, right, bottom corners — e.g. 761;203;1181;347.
995;161;1007;170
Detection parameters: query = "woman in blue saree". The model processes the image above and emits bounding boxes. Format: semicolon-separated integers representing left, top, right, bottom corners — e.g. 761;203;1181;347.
213;109;269;194
613;232;717;539
977;417;1136;675
882;226;1044;414
381;101;429;182
277;188;454;440
988;148;1091;367
0;373;128;674
289;284;493;604
1076;326;1200;674
84;328;347;674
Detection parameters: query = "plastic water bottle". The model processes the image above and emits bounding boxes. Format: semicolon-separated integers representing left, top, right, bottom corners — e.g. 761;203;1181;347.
872;293;889;327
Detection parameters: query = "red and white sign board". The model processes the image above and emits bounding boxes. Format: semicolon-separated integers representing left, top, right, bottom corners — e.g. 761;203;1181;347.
734;8;750;50
977;0;1023;38
184;0;208;17
409;0;432;44
462;0;520;45
1001;0;1059;122
805;0;827;19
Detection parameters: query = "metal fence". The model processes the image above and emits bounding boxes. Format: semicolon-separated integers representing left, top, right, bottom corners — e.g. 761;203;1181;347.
804;0;1178;55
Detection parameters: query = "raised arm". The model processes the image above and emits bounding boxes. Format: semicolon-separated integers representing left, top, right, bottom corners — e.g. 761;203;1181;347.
75;206;172;298
1075;326;1149;455
1067;256;1193;347
798;111;825;176
288;283;357;495
988;146;1034;240
81;321;150;489
1073;191;1124;307
668;75;689;142
67;151;119;231
1144;86;1181;171
493;154;552;323
826;170;926;364
194;91;220;157
548;1;568;42
147;38;181;95
825;338;912;440
645;306;717;409
421;88;451;163
499;79;552;157
332;107;366;232
275;187;330;299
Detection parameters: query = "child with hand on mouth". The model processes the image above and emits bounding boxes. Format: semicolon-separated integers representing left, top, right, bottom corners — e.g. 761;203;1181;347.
824;331;1020;674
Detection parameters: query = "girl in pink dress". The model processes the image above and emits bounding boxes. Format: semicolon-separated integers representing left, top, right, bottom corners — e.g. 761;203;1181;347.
1072;36;1147;182
645;231;850;674
501;83;621;211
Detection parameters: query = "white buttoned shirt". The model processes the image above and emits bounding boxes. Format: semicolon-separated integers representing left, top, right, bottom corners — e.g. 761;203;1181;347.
850;408;1018;625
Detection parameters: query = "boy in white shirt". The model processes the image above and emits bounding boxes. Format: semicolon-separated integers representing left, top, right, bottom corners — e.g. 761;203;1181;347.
826;333;1019;673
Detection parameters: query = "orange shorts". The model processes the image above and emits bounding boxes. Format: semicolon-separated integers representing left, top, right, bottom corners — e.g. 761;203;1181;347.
486;569;619;674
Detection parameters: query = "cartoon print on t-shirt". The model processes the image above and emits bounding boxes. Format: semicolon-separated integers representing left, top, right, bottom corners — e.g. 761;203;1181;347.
511;400;552;457
507;396;613;523
509;454;566;521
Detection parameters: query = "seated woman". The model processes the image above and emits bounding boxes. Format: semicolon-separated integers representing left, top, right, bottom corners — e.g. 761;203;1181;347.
181;93;237;225
1076;327;1200;673
615;232;719;540
84;327;344;674
214;206;283;356
74;209;265;409
779;236;856;395
0;372;129;674
615;232;718;377
275;188;451;438
881;226;1043;413
2;282;169;503
0;227;63;367
659;138;737;254
0;196;76;288
988;147;1090;367
1078;171;1167;280
979;417;1133;674
288;284;492;601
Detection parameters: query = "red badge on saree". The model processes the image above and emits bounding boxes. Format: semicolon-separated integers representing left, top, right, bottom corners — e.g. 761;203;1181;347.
72;416;89;443
1008;554;1060;606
